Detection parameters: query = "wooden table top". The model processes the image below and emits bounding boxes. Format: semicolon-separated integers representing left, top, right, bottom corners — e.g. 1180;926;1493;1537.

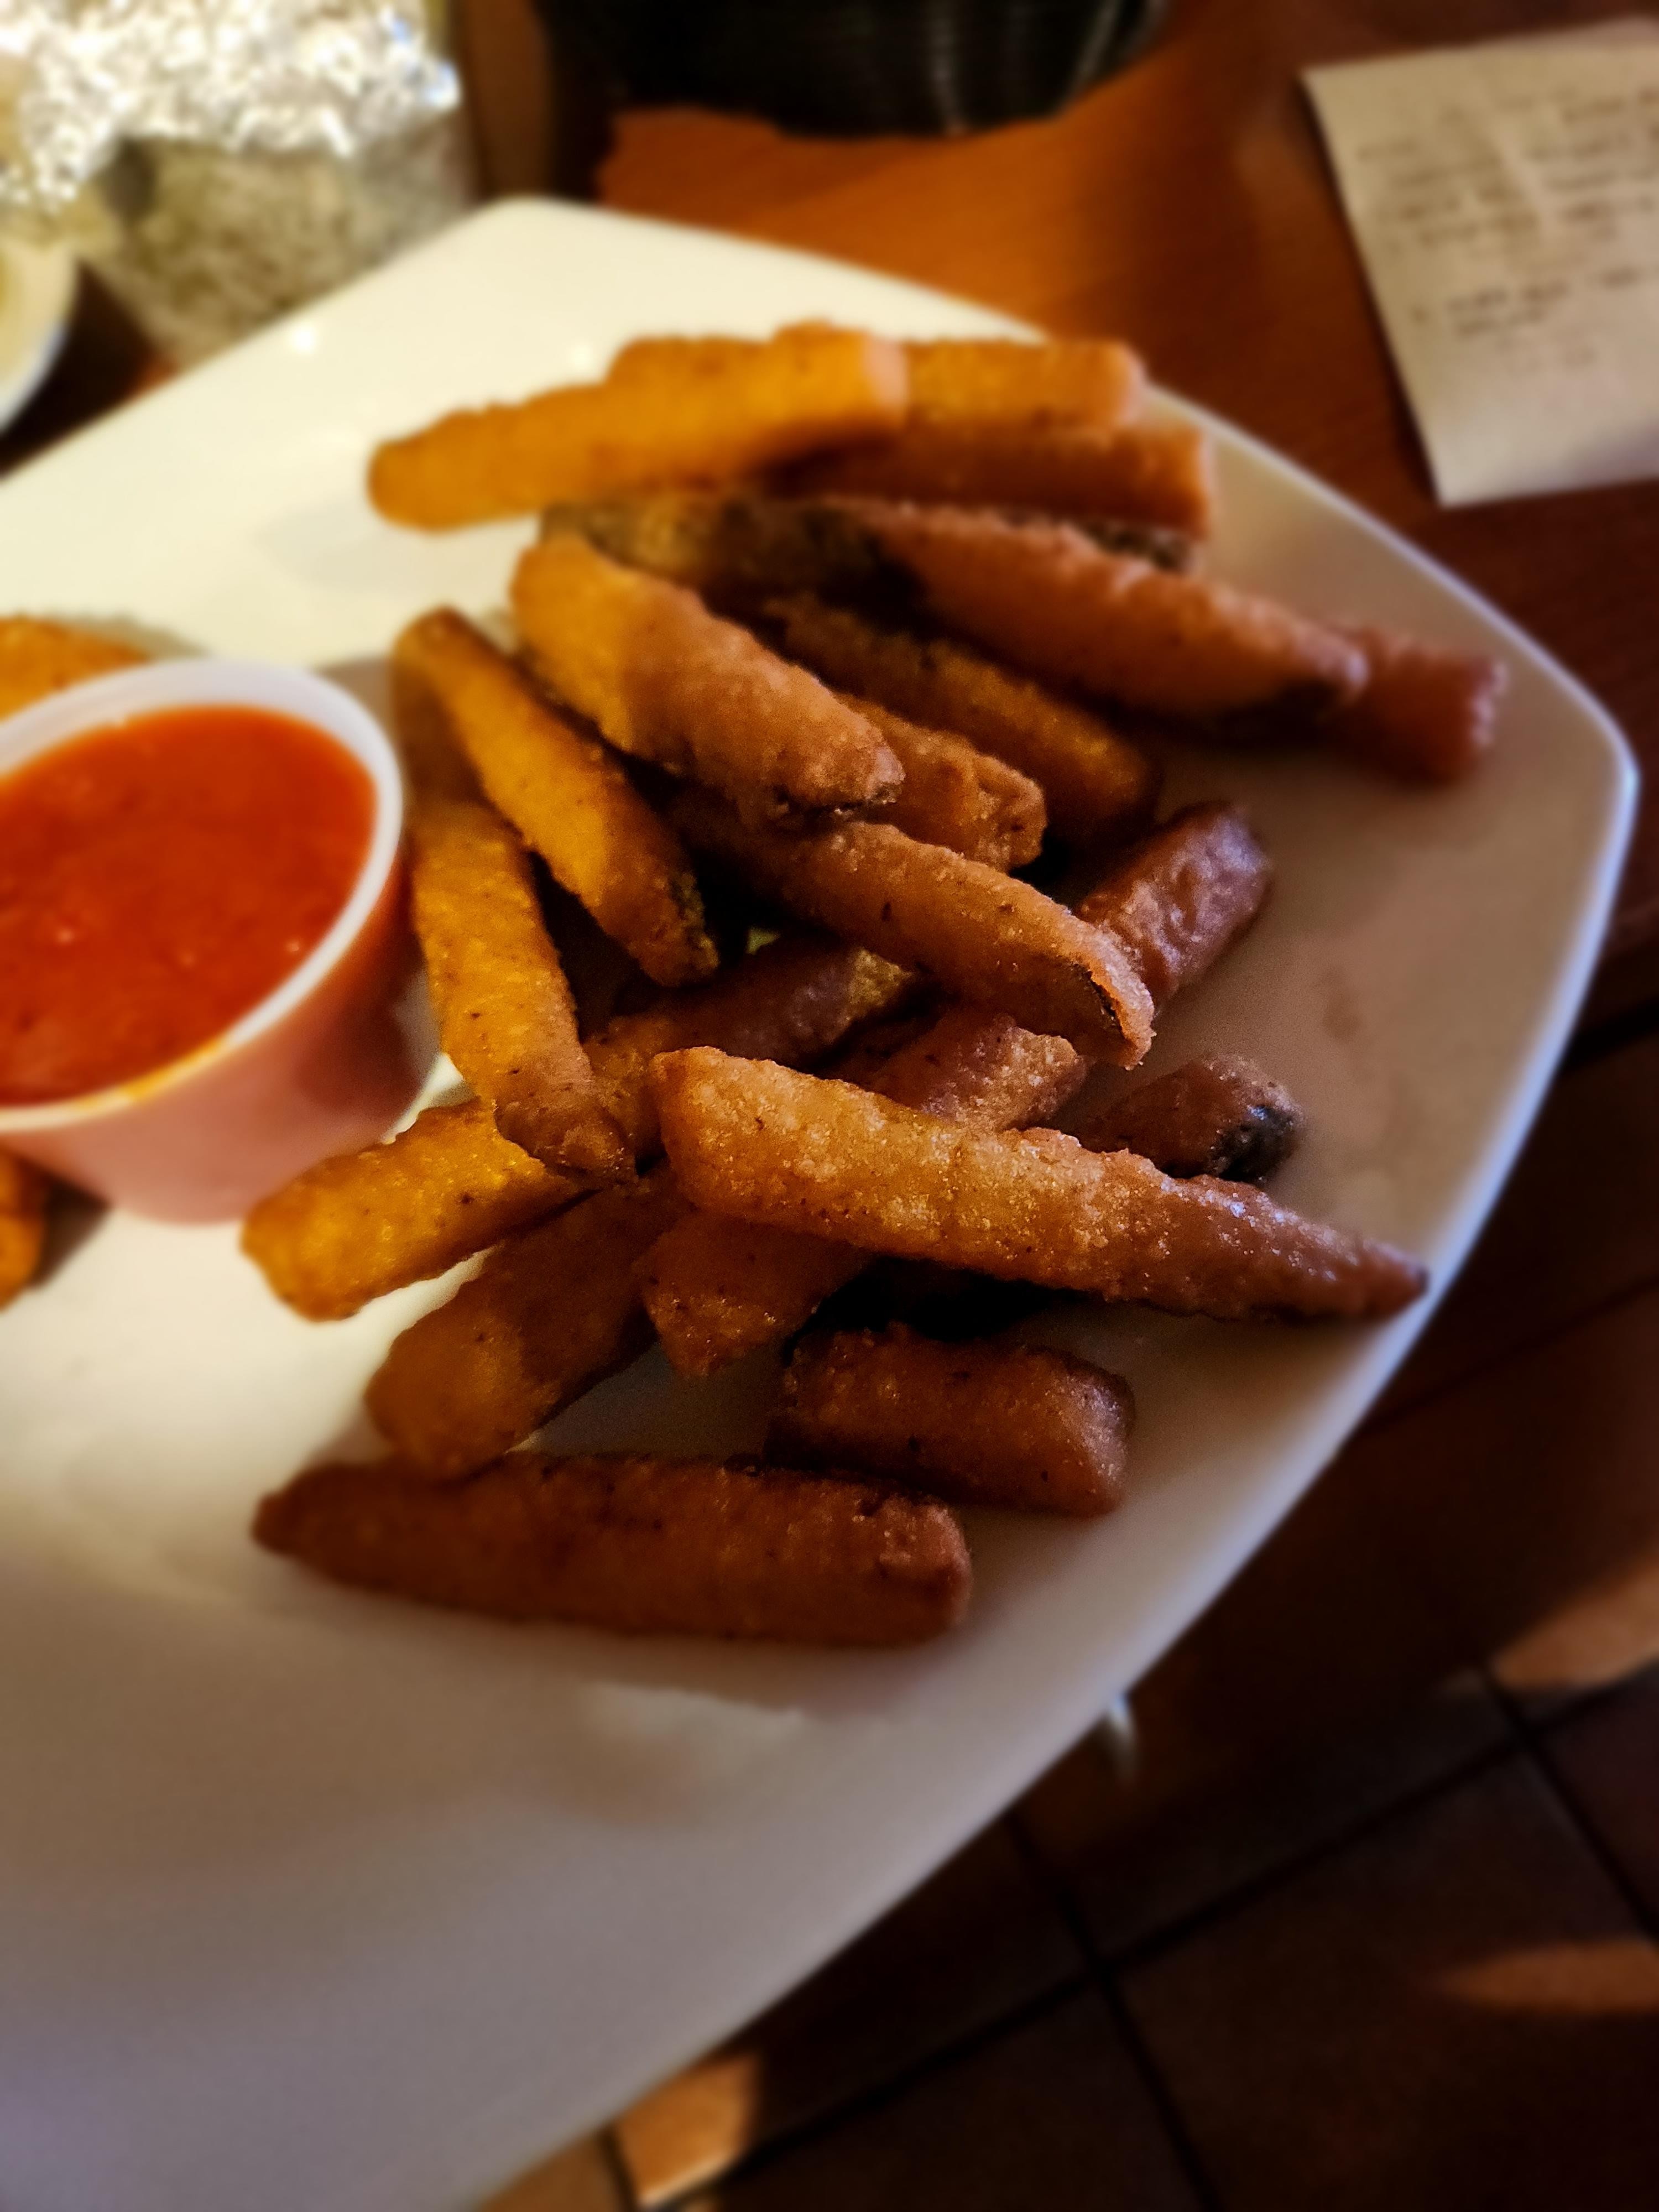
4;0;1654;952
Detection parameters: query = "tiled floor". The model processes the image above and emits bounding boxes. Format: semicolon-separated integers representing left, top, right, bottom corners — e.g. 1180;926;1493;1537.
485;1016;1659;2210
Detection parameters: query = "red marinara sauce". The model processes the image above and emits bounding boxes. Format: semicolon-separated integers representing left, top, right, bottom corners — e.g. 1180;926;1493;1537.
0;706;375;1106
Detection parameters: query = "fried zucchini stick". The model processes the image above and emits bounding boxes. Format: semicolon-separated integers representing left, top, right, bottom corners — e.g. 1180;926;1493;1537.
848;694;1045;867
1076;1055;1305;1183
639;819;1270;1373
770;594;1157;846
1076;802;1271;1004
513;535;903;826
368;323;909;529
0;617;147;719
367;1168;686;1477
408;797;629;1177
0;1151;49;1309
241;937;910;1318
782;418;1216;535
902;336;1145;429
844;502;1368;721
639;1006;1085;1374
655;1050;1427;1321
254;1452;971;1645
769;1325;1133;1516
393;611;717;987
1332;625;1506;783
671;790;1153;1063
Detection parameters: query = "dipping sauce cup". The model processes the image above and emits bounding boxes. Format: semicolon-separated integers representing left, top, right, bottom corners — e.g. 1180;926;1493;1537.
0;659;419;1222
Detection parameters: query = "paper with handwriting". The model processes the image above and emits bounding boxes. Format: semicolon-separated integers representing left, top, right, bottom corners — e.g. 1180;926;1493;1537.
1306;23;1659;504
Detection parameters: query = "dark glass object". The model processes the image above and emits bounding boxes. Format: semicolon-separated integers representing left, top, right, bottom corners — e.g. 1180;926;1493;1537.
542;0;1165;137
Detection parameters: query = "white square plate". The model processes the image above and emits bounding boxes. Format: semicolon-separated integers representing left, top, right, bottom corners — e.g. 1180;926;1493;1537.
0;201;1635;2212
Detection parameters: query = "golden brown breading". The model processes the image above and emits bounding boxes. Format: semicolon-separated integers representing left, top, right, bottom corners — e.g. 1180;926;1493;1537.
901;337;1145;429
769;1324;1133;1516
654;1048;1427;1321
769;594;1157;847
671;789;1154;1063
393;610;717;988
781;418;1216;535
1074;803;1272;1006
366;1168;686;1477
254;1451;972;1645
841;501;1369;721
1332;624;1507;783
0;1150;49;1309
368;323;909;529
638;1005;1088;1376
513;534;904;826
407;797;629;1177
0;617;147;721
1076;1055;1305;1183
241;937;912;1318
846;693;1045;866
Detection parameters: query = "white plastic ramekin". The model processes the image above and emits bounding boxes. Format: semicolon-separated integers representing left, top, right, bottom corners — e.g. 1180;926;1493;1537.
0;658;421;1222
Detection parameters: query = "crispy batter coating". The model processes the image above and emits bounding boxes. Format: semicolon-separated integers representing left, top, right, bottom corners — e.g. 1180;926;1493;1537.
1075;803;1271;1006
514;534;903;826
1077;1055;1305;1183
672;790;1154;1063
770;1324;1133;1516
393;610;716;988
0;1150;49;1309
654;1049;1427;1321
639;1005;1088;1376
770;594;1157;847
367;1167;686;1477
254;1451;971;1645
847;693;1045;867
782;418;1216;535
407;796;628;1177
368;323;909;529
538;491;1190;620
902;337;1146;429
842;502;1369;721
0;617;147;720
1333;625;1507;783
241;937;911;1318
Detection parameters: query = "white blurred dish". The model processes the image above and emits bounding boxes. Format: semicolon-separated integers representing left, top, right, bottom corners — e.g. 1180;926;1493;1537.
0;200;1635;2212
0;236;74;433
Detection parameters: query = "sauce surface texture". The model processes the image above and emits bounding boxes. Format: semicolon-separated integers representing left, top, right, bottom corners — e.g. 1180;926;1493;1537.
0;706;374;1105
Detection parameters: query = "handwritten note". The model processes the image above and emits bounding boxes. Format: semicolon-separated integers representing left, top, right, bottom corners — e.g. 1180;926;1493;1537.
1306;24;1659;504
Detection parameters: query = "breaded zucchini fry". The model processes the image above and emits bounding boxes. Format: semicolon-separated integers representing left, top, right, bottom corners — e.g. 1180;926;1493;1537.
654;1049;1427;1321
769;1324;1133;1516
393;611;717;987
843;502;1368;721
1332;625;1506;783
408;797;629;1177
0;617;147;720
254;1452;971;1645
902;337;1145;429
672;790;1153;1063
367;1168;686;1477
847;694;1045;867
639;1005;1088;1376
782;418;1216;535
1076;1055;1305;1183
242;1100;572;1322
368;323;909;529
770;594;1157;846
1076;802;1271;1005
514;535;903;826
242;937;911;1318
0;1150;49;1308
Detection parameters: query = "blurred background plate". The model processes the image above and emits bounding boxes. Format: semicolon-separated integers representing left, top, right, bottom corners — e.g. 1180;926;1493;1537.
0;236;74;434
